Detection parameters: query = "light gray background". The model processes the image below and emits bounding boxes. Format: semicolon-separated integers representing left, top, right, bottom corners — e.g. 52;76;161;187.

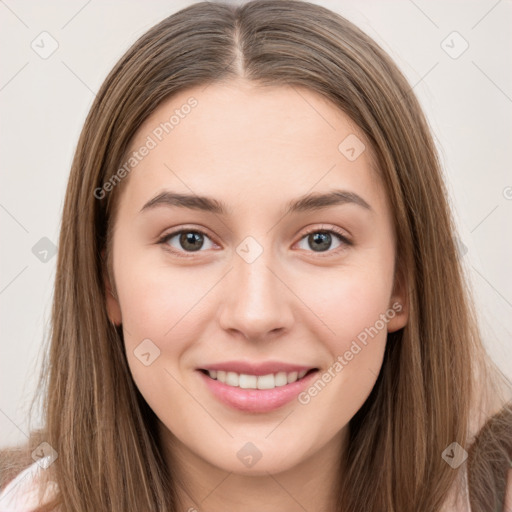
1;0;511;450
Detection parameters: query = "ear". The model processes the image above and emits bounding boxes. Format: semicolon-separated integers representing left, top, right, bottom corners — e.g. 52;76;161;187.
102;248;122;326
387;266;409;333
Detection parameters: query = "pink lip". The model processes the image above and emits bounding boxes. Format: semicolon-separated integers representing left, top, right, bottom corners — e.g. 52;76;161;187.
197;368;319;413
199;360;316;376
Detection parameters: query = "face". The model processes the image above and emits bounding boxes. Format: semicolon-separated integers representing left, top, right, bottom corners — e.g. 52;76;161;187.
104;79;408;477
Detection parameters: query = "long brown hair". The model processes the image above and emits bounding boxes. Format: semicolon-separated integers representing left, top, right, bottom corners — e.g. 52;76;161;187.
1;1;510;510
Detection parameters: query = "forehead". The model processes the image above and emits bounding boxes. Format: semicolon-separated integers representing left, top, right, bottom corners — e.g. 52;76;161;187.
117;80;386;218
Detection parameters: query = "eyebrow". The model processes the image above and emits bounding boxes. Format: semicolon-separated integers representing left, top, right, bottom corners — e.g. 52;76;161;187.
139;189;372;216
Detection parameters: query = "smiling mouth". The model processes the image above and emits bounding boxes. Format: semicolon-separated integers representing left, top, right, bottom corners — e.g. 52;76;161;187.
198;368;319;390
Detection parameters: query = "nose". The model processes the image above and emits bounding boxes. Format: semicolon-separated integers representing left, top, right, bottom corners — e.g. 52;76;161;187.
218;240;295;342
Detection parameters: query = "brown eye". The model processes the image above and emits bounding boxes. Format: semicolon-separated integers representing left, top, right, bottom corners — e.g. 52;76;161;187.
177;231;205;252
159;229;216;256
296;227;352;255
306;232;334;252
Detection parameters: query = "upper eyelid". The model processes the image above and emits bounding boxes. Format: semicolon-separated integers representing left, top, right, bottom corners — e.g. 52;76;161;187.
302;224;350;238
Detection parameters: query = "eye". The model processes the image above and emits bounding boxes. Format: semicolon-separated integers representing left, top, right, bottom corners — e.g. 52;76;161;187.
157;227;217;257
157;224;352;258
296;225;352;256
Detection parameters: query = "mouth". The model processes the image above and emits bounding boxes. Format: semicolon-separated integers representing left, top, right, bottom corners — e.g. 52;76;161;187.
198;368;318;390
196;364;320;413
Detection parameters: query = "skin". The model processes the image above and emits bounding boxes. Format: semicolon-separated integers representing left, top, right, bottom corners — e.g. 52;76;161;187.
104;79;409;511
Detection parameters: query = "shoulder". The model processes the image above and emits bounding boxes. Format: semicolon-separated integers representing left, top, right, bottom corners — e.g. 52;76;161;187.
505;468;512;512
466;400;512;511
438;400;512;511
0;456;58;511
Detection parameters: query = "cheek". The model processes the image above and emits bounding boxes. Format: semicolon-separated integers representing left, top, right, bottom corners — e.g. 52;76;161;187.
292;247;395;413
294;267;392;436
114;234;204;342
115;263;205;422
113;248;206;385
298;256;395;353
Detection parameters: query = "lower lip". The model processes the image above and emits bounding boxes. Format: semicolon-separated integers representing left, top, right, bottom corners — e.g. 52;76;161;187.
197;370;319;413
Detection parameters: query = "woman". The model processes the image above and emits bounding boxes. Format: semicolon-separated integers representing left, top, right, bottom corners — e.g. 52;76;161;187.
1;1;511;510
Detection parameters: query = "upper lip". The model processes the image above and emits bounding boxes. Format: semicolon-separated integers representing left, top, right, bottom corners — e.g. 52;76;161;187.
198;361;318;376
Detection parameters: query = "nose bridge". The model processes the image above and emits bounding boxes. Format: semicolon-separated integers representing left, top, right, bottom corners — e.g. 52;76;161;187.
237;236;277;301
219;233;292;338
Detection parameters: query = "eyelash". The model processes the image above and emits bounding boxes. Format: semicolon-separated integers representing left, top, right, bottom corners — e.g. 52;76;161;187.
157;225;352;259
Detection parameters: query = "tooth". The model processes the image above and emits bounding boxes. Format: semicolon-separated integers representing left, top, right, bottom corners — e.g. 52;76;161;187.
207;369;311;388
225;371;239;387
287;371;298;384
275;372;288;387
239;374;258;389
257;373;275;389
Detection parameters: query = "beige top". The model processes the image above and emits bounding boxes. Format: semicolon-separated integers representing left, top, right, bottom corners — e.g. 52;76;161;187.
0;456;58;511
